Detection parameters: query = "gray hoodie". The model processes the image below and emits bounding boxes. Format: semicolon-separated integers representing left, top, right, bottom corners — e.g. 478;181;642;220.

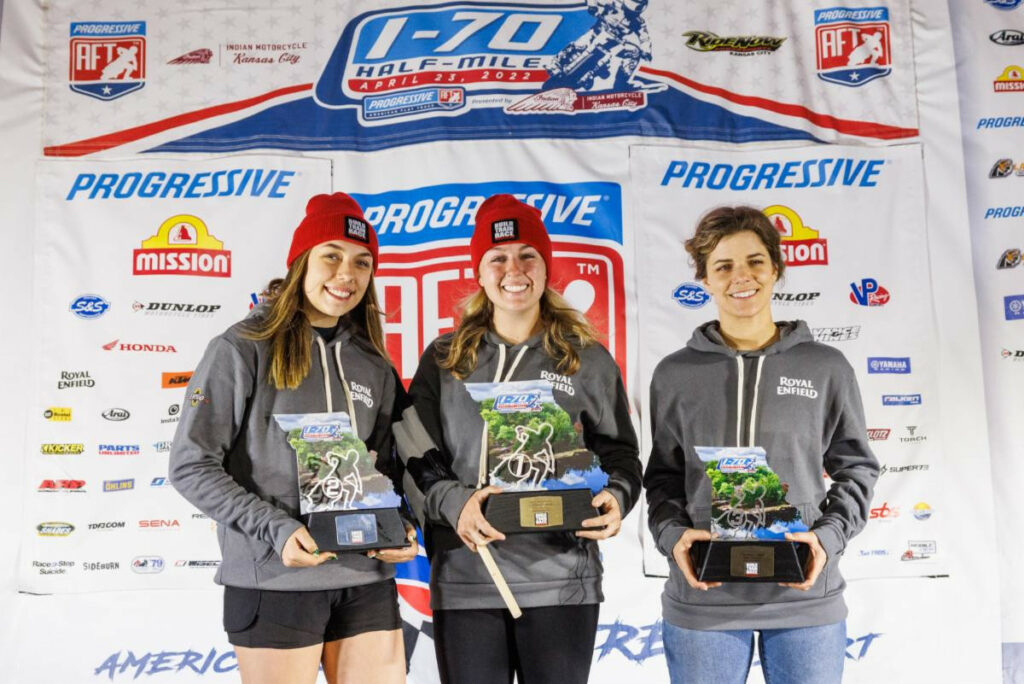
403;331;642;610
169;308;399;591
645;320;878;630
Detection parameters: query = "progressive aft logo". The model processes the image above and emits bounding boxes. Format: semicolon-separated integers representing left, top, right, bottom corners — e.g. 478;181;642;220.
133;215;231;277
69;22;146;101
814;7;892;87
763;205;827;266
357;181;626;380
314;2;663;124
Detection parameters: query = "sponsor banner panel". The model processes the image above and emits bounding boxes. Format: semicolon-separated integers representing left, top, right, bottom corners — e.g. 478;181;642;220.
42;0;917;156
629;143;948;579
23;156;331;592
950;0;1024;642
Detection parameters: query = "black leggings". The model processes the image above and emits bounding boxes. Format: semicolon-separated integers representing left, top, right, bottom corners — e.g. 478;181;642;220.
433;604;600;684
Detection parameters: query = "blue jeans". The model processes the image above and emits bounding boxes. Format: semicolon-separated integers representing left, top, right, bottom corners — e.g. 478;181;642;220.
662;620;846;684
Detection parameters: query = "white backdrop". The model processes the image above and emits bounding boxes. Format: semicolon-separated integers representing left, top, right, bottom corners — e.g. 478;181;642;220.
0;0;1012;682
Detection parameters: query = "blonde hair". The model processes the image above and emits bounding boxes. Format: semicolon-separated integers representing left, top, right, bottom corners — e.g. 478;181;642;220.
243;251;390;390
439;288;599;379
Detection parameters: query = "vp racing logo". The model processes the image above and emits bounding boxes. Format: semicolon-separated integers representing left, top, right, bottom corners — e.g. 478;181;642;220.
69;22;146;101
314;1;664;124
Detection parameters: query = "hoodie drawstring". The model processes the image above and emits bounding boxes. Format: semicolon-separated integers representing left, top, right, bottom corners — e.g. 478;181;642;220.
735;354;766;447
316;336;334;413
314;335;359;435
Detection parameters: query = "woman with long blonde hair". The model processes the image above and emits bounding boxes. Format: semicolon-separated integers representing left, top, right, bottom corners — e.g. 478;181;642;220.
400;194;642;684
170;193;418;684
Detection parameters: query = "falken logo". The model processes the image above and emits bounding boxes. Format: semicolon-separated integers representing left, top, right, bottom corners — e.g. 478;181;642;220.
849;278;890;306
69;22;146;101
776;376;818;399
69;294;110;319
672;281;710;309
867;357;911;374
134;215;231;278
882;394;921;406
764;205;828;267
814;7;891;87
494;392;543;413
314;2;663;124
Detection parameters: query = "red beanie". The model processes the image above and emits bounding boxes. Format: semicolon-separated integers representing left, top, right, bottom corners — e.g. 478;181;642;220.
287;192;379;271
470;194;552;273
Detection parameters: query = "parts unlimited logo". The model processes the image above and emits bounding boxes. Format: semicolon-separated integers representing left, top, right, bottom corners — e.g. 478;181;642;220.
763;205;827;266
814;7;891;87
133;215;231;277
314;2;665;124
69;22;146;101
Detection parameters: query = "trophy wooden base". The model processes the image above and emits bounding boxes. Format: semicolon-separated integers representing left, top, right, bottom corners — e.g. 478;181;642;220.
483;488;597;534
690;540;810;583
303;508;410;553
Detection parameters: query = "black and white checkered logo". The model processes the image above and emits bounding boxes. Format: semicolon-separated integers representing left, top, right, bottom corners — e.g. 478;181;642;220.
491;219;518;243
345;217;369;243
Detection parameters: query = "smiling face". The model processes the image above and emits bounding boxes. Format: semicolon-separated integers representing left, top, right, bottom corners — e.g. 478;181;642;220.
302;240;373;327
702;230;778;326
478;243;547;320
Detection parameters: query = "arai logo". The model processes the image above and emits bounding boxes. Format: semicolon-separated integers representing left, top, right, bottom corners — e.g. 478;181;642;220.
672;282;711;309
70;294;110;319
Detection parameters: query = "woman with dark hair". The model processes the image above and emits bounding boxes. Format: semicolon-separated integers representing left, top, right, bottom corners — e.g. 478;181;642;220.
400;194;642;684
645;206;878;683
170;193;417;684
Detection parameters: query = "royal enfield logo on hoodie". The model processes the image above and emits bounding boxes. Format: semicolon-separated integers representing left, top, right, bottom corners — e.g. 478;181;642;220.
349;381;374;408
776;376;818;398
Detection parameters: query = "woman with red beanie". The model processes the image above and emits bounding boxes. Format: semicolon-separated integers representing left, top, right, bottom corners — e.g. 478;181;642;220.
170;193;418;684
399;194;642;684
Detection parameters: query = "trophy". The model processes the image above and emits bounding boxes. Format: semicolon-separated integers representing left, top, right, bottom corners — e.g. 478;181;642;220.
463;380;605;533
275;412;409;552
689;446;809;582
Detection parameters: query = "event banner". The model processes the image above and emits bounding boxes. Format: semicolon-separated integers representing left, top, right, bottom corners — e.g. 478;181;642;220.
949;0;1024;643
41;0;917;157
630;143;948;580
22;156;331;593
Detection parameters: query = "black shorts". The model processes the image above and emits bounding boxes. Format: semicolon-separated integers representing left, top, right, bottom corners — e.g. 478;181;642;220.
224;580;402;649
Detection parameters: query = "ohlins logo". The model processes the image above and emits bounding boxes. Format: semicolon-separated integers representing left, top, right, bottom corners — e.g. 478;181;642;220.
133;215;231;277
682;31;785;54
764;205;828;267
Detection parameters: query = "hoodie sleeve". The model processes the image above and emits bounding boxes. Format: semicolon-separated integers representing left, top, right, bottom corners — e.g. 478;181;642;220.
169;335;302;557
643;361;694;557
581;348;642;517
401;342;475;529
812;357;880;559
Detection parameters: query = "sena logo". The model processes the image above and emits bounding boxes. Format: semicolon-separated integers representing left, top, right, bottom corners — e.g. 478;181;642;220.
133;215;231;277
814;7;891;87
69;22;146;101
139;519;181;528
315;2;661;124
763;205;828;267
869;502;899;520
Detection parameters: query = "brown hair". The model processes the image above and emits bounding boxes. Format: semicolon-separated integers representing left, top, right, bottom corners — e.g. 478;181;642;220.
684;206;785;281
438;287;599;379
242;251;390;390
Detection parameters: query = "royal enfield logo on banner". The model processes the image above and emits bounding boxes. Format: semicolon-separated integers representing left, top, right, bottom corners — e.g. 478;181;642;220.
69;22;146;101
356;181;626;380
315;2;663;125
814;7;892;87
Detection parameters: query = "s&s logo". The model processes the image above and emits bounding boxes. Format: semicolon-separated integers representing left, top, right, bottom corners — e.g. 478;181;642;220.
814;7;891;87
69;22;146;101
133;215;231;277
763;205;828;266
672;282;711;309
69;294;110;319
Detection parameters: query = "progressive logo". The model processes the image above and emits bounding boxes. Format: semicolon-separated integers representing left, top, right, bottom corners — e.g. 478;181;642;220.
814;7;892;87
69;22;146;101
133;215;231;277
763;205;828;266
